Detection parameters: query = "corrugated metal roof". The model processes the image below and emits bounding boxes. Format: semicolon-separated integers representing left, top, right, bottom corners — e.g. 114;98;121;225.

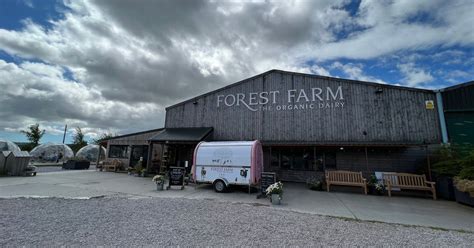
101;128;164;141
165;69;437;110
148;127;213;142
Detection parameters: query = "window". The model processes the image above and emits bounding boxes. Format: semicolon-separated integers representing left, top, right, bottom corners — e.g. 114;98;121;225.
108;145;129;158
268;146;338;171
270;147;321;171
270;148;279;167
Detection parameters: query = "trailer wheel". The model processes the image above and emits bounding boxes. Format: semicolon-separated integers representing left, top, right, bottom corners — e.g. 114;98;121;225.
213;180;226;193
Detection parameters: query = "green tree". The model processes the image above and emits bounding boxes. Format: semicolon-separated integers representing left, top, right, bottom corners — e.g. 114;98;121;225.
21;123;45;150
71;127;88;152
93;132;115;145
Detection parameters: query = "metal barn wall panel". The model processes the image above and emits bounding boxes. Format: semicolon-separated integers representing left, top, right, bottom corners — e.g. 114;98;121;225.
445;112;474;146
165;71;441;145
441;81;474;146
442;81;474;111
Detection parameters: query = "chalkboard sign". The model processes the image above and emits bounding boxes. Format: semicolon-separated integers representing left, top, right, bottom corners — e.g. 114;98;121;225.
260;172;276;194
168;167;185;189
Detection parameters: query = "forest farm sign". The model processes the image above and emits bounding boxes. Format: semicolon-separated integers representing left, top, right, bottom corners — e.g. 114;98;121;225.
216;86;345;112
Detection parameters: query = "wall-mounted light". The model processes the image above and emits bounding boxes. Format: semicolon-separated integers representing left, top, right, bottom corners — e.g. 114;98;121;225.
193;101;198;105
375;87;383;94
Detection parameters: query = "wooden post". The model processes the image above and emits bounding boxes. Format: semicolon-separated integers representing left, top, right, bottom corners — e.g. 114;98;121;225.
269;146;272;170
313;146;316;171
147;142;153;173
161;143;165;175
96;143;102;170
365;146;369;173
426;145;432;181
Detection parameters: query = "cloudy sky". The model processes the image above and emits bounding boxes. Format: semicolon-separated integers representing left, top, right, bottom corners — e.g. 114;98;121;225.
0;0;473;143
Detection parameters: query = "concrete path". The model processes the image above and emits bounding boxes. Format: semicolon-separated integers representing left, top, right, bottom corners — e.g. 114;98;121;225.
1;170;473;232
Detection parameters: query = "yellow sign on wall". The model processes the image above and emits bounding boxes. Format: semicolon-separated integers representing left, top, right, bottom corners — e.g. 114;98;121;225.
425;100;435;110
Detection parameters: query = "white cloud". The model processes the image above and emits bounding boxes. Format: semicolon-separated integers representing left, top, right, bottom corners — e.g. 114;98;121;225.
331;62;386;83
310;65;331;77
22;0;34;8
0;59;164;136
0;0;472;136
306;0;474;61
397;63;434;87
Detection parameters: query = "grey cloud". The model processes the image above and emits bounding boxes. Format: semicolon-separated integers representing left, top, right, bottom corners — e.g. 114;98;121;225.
0;0;472;137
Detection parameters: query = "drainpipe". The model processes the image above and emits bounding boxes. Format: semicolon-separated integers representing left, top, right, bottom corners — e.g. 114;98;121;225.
435;90;449;144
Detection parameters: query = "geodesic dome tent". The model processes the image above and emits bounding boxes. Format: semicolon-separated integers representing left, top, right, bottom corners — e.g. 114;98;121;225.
30;143;74;163
75;144;106;162
0;139;21;153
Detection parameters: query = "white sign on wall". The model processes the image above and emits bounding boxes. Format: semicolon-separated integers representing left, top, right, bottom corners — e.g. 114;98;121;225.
216;86;345;112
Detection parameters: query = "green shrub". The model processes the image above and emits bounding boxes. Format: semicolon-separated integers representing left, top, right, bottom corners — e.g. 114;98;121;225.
432;145;463;177
367;175;378;186
306;176;323;191
431;145;474;178
459;150;474;180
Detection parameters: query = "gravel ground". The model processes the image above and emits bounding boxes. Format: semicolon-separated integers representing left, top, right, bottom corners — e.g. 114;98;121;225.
0;197;472;247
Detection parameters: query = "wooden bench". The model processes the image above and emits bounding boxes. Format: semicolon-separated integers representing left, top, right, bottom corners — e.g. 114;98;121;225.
103;159;123;172
326;170;367;195
383;173;436;200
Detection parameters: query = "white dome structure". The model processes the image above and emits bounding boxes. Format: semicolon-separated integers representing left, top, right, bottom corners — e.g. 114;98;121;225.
0;139;21;153
75;144;106;162
30;143;74;163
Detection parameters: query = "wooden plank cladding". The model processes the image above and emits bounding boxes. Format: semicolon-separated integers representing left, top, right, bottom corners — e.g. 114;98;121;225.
165;70;441;145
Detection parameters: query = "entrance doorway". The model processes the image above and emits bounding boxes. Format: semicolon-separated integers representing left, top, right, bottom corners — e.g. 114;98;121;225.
130;145;149;168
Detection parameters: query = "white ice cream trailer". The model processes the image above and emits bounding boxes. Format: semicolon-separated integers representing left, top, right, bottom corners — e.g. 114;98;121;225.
192;141;263;192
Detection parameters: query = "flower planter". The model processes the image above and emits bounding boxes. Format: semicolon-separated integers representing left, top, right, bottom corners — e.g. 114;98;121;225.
271;194;281;205
454;187;474;207
156;182;164;191
62;160;90;170
368;185;376;195
436;176;455;200
368;185;384;195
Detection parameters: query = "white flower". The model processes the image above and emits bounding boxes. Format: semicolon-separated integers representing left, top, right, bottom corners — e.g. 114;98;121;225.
152;175;164;183
266;181;283;196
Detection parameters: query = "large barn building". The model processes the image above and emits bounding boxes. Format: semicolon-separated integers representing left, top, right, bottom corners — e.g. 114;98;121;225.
157;69;443;182
101;69;474;183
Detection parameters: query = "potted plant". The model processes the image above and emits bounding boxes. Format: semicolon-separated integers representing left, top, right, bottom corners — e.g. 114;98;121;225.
306;176;323;191
140;168;147;177
374;181;385;195
367;175;385;195
454;178;474;207
453;149;474;207
152;175;166;191
432;145;463;200
134;164;143;177
266;181;283;205
127;167;135;175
